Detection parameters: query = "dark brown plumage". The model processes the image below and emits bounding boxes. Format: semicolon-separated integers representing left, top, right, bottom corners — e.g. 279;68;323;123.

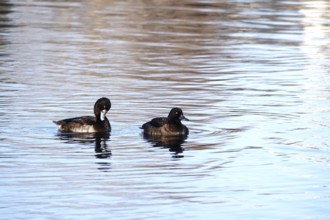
141;108;189;137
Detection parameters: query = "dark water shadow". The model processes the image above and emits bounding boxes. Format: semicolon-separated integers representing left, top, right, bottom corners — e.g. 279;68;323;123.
143;134;187;158
56;132;112;159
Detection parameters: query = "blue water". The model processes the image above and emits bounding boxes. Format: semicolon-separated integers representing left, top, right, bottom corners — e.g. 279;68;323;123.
0;0;330;219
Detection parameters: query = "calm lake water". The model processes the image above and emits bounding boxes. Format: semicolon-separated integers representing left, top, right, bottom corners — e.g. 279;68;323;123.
1;0;330;219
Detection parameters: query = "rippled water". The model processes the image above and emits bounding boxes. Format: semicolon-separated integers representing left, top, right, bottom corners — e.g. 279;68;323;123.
1;0;330;219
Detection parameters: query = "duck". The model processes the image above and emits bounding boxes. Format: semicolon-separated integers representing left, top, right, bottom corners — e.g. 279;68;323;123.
141;108;189;137
53;97;111;133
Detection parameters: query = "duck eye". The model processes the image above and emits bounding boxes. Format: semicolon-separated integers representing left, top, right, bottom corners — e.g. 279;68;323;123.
176;111;179;114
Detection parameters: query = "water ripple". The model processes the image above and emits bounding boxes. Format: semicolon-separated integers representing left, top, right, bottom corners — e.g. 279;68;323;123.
1;0;330;219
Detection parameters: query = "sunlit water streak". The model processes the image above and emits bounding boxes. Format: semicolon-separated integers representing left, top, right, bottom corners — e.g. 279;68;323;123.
0;0;330;219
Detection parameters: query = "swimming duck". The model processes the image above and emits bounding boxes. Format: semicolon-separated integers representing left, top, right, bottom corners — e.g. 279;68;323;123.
141;108;189;137
53;97;111;133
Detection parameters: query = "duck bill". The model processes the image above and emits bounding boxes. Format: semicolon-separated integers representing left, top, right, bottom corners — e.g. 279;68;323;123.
180;115;189;121
100;110;107;121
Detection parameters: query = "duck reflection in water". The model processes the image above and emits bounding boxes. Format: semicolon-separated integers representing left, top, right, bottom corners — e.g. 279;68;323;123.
56;132;112;159
143;134;187;158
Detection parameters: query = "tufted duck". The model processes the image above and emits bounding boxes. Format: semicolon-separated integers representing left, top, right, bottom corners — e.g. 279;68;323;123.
53;97;111;133
141;108;189;137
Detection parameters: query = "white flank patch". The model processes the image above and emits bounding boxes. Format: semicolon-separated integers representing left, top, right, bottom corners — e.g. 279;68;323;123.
73;125;96;133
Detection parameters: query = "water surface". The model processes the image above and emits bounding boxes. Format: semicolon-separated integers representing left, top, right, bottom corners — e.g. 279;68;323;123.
0;0;330;219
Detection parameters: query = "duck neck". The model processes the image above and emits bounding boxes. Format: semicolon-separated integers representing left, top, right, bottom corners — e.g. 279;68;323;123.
169;118;181;124
96;110;107;123
96;114;103;123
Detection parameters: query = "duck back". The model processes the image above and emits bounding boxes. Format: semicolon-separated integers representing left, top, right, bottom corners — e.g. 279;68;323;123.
54;116;110;133
142;117;188;137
